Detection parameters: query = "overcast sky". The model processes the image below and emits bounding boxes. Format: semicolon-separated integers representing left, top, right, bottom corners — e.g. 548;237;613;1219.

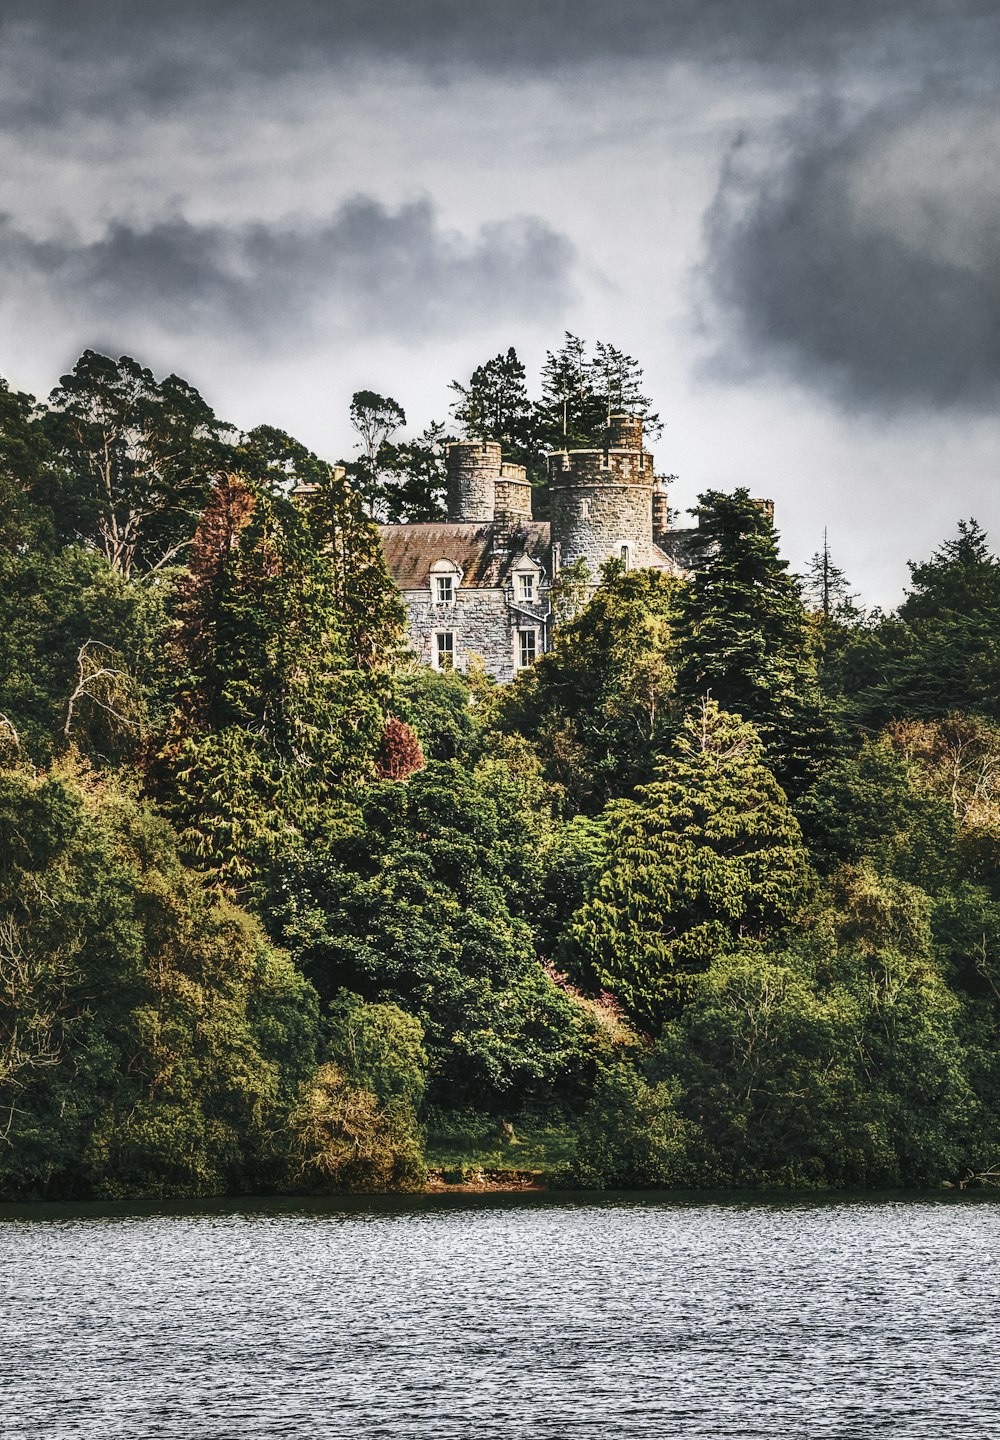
2;1;998;604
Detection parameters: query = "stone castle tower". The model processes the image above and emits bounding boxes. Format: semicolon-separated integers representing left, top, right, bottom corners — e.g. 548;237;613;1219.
380;414;687;684
444;414;671;571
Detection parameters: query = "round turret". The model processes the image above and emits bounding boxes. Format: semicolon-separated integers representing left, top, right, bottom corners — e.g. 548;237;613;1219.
607;412;644;450
548;444;655;574
445;441;501;522
494;461;533;524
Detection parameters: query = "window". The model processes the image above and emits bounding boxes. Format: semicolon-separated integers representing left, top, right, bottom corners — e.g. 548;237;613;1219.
435;574;454;604
581;499;591;519
434;631;455;670
620;544;630;570
517;629;538;669
516;572;535;603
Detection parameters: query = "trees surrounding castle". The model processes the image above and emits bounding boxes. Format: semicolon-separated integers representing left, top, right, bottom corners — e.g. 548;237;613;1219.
3;344;1000;1199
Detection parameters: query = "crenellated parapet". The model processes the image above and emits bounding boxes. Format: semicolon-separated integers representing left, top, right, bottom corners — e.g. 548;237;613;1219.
495;461;533;524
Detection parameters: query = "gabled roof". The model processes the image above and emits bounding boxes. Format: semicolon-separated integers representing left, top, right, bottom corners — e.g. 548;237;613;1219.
378;521;552;590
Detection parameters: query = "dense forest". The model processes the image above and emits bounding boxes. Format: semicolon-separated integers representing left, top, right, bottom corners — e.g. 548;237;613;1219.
2;345;1000;1199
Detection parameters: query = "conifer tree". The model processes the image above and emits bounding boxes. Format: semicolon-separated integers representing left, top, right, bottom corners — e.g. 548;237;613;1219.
804;530;856;618
159;474;399;886
568;701;813;1028
677;488;829;790
538;333;604;447
449;348;534;454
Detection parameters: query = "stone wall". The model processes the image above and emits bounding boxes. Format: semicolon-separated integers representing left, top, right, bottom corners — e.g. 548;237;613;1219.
401;585;549;685
494;462;533;523
445;441;501;522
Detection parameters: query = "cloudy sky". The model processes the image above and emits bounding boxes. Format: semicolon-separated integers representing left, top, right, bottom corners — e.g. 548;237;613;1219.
2;1;998;604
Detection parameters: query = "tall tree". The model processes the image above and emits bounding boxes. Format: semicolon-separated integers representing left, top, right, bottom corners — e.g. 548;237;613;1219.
591;341;662;440
348;391;406;516
567;701;814;1028
500;561;682;813
538;333;604;447
677;488;830;790
804;530;855;618
42;351;231;577
377;422;450;522
159;476;399;886
449;348;535;456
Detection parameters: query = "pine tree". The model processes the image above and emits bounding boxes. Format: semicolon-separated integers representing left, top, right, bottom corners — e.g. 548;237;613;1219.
568;701;813;1028
677;489;830;790
538;333;604;447
804;530;855;618
449;348;534;454
591;342;662;441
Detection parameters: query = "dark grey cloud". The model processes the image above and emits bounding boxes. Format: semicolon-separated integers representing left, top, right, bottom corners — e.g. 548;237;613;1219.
701;97;1000;410
0;198;576;344
3;1;998;122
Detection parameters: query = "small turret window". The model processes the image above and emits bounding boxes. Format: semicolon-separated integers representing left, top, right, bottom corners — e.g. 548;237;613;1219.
516;573;535;603
621;544;630;570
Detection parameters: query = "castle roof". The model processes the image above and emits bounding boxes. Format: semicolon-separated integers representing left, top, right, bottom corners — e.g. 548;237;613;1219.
378;521;552;590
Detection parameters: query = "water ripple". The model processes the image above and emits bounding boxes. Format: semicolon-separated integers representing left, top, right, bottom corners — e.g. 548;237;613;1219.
1;1193;997;1439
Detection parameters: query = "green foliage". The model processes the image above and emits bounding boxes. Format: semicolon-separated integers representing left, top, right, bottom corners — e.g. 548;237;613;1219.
835;522;1000;728
568;702;814;1028
678;489;831;791
0;546;171;764
377;421;450;522
392;665;480;762
285;1061;426;1193
0;763;319;1200
41;351;231;577
265;760;598;1111
567;1064;695;1189
450;347;534;457
157;472;400;886
537;333;662;449
500;563;682;812
797;737;958;891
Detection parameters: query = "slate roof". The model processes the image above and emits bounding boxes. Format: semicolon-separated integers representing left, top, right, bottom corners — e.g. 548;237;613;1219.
378;521;552;590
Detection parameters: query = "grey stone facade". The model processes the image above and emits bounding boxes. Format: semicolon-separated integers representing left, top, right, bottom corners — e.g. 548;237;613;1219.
378;415;688;683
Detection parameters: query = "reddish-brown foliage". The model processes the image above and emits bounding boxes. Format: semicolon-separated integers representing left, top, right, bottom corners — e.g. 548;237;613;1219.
374;717;425;782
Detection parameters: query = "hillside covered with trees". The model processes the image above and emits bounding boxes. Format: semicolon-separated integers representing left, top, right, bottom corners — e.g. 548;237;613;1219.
2;346;1000;1198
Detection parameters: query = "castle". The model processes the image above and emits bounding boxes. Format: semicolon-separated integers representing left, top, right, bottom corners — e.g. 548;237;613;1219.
378;414;691;682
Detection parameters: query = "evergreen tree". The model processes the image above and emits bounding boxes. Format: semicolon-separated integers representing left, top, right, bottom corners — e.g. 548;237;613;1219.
158;475;399;886
449;348;535;456
377;421;450;522
499;561;682;812
538;333;605;448
677;488;830;790
591;341;662;440
568;701;814;1028
804;530;856;618
833;521;1000;727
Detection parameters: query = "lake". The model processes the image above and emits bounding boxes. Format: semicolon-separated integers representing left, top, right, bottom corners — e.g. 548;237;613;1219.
1;1191;997;1438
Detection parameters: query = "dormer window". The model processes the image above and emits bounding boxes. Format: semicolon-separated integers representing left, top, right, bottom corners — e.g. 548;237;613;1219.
516;572;535;603
430;557;460;604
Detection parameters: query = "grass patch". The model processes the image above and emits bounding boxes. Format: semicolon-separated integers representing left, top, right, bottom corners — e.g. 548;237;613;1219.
424;1122;575;1175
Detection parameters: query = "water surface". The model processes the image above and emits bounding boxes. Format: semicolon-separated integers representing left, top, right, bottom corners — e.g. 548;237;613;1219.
1;1191;997;1438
